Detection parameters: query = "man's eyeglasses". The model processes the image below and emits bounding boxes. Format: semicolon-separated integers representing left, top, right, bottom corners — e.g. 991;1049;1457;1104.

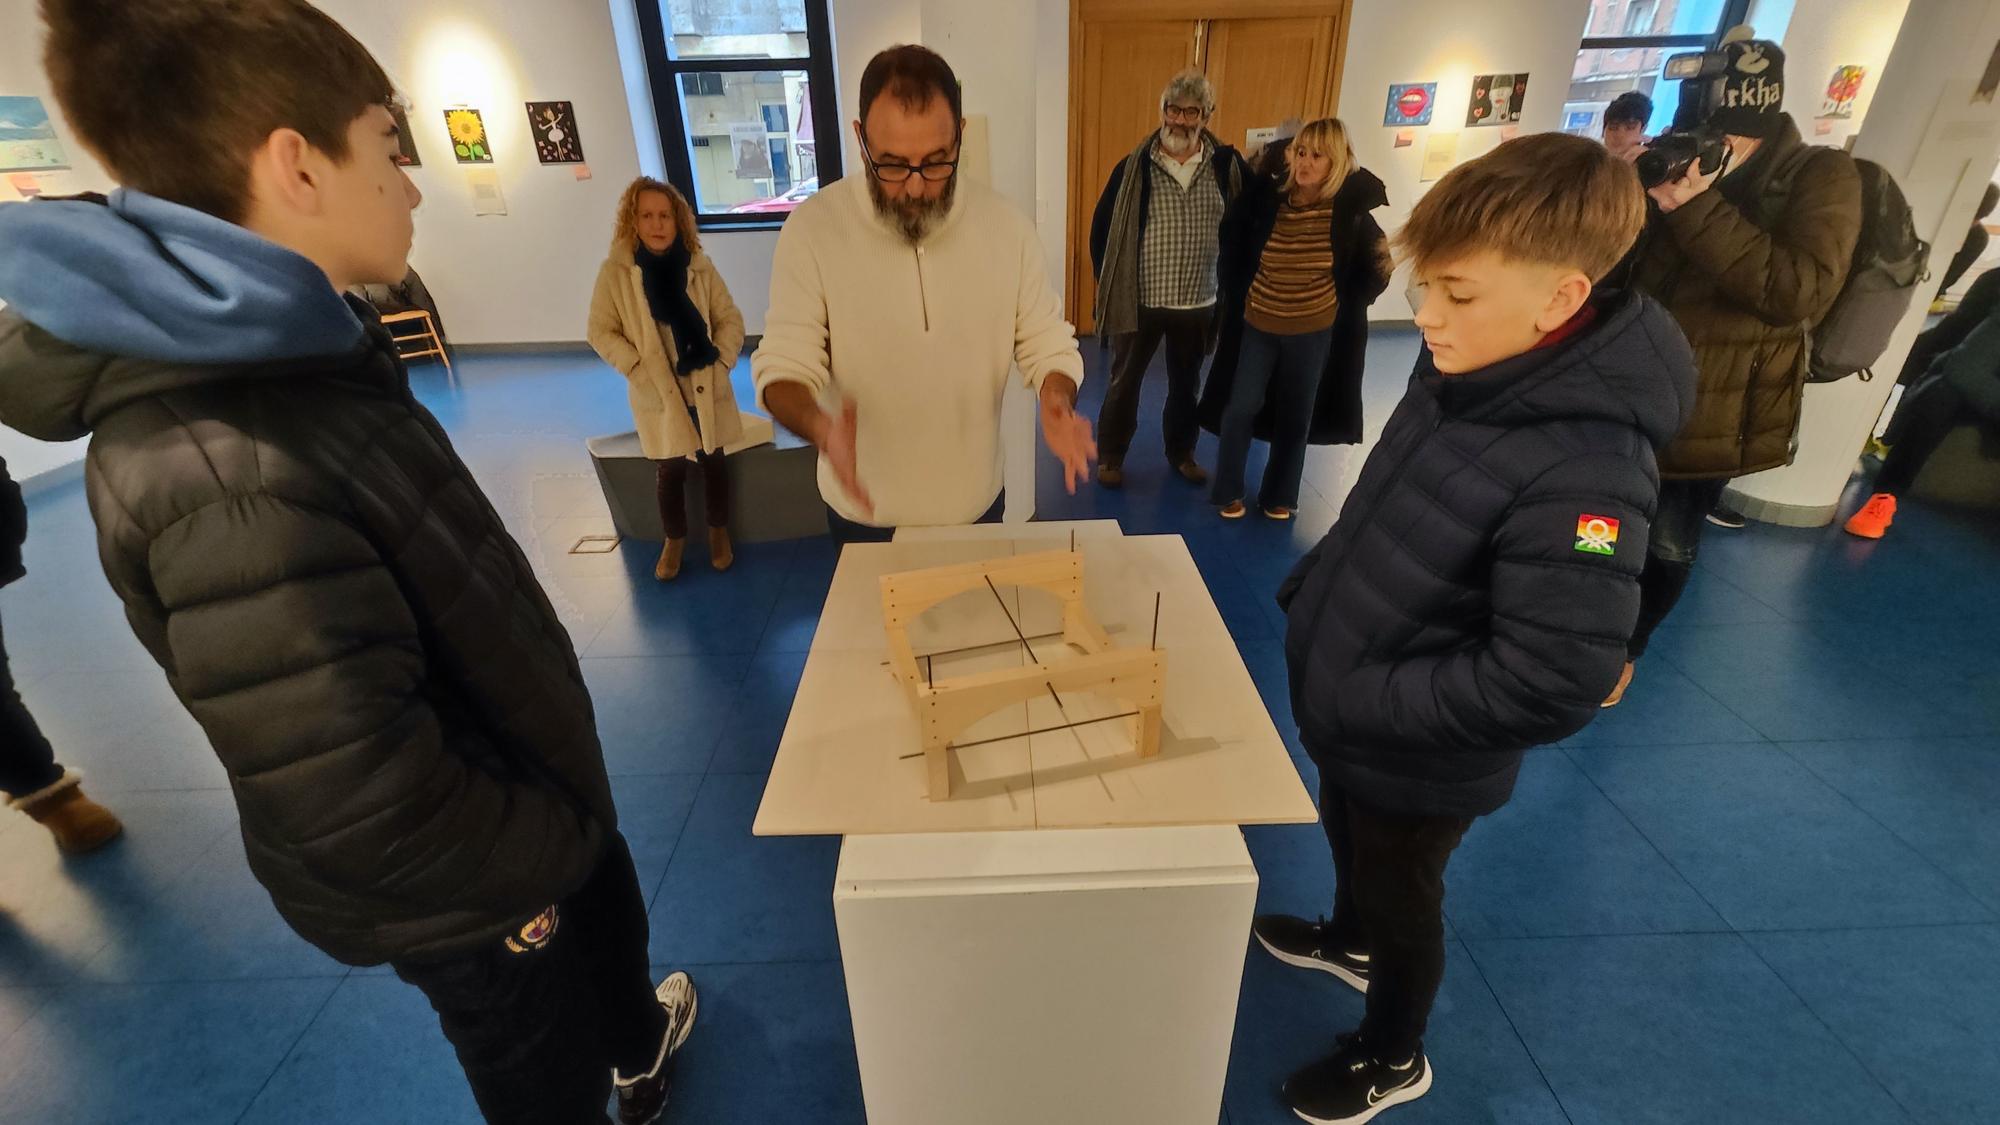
1163;105;1207;124
861;136;959;184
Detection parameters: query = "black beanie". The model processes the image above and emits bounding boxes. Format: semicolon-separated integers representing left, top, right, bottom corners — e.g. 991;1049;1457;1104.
1709;38;1787;138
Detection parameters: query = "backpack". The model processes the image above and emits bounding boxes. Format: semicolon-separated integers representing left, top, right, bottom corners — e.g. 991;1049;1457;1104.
1765;148;1931;383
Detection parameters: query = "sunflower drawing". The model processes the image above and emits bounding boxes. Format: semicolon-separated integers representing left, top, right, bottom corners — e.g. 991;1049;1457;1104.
444;109;492;163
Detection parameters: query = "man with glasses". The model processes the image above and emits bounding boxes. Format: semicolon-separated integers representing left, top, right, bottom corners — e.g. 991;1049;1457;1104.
753;44;1092;545
1089;68;1250;489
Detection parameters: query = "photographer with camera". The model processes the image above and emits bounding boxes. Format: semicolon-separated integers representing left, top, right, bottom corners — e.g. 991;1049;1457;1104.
1608;32;1862;706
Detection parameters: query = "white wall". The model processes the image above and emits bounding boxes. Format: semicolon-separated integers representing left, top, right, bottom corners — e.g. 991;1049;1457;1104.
1780;0;1914;150
1334;0;1595;318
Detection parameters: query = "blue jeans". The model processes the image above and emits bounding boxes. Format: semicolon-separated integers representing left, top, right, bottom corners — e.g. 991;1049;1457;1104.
1211;323;1333;510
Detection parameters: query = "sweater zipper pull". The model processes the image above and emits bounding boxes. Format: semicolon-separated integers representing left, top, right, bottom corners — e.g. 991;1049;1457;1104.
915;247;931;332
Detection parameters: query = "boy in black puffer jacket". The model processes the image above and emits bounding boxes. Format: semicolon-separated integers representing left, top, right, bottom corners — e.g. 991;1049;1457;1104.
1254;133;1695;1124
0;4;694;1123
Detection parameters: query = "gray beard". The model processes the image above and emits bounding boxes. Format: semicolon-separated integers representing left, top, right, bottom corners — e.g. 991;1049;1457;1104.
869;175;957;245
1159;125;1199;156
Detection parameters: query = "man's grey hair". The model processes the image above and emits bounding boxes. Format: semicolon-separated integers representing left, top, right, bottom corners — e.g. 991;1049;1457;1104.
1160;68;1215;115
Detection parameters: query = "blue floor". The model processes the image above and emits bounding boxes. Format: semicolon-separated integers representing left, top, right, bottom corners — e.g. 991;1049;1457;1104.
2;334;1997;1124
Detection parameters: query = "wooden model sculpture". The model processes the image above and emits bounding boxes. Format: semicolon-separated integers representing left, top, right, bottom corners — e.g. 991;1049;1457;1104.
879;550;1166;800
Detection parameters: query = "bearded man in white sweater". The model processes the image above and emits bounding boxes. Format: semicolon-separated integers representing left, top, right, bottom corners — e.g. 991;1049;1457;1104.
752;45;1095;543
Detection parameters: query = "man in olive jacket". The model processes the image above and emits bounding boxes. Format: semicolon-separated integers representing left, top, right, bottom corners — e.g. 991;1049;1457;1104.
1618;36;1861;699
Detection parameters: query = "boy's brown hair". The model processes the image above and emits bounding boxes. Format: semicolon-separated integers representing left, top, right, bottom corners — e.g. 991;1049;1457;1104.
40;0;395;224
1396;132;1644;281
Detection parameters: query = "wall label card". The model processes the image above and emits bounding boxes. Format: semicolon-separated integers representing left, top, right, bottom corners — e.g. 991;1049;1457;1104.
1421;132;1460;182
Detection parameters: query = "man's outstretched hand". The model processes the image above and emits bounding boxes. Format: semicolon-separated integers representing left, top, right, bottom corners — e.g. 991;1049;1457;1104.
1039;375;1096;495
821;399;873;518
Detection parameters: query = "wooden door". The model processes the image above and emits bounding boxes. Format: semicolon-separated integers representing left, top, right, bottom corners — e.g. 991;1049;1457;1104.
1070;19;1200;336
1204;16;1339;155
1065;2;1350;334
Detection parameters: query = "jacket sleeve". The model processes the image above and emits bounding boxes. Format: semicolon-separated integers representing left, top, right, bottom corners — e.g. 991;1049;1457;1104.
752;217;833;408
703;262;747;368
1014;221;1086;393
1357;216;1395;306
1;456;23;551
1089;162;1126;279
147;493;599;912
1662;151;1863;327
1326;455;1651;753
1275;534;1327;612
586;266;643;378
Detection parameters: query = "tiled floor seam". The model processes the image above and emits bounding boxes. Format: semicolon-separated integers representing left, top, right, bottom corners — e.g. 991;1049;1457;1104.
228;968;349;1125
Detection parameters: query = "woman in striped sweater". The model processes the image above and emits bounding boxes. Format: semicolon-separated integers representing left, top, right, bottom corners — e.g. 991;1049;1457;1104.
1204;118;1393;519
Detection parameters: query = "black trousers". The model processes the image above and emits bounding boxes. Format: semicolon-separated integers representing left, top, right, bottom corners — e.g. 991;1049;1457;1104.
1321;778;1474;1061
392;835;666;1125
1629;477;1729;659
1879;377;1977;495
0;612;62;798
657;451;729;541
1897;269;2000;387
1096;306;1211;468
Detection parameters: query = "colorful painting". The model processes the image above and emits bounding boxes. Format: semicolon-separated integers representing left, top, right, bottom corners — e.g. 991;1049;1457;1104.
1820;65;1866;119
1466;73;1529;128
0;96;69;173
390;103;421;167
1384;83;1437;128
525;101;584;164
444;107;493;164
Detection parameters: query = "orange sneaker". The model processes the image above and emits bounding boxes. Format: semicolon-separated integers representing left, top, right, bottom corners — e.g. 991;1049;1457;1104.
1843;493;1897;539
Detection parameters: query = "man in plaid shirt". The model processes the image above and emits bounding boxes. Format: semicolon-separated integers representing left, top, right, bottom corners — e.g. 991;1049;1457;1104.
1088;68;1252;489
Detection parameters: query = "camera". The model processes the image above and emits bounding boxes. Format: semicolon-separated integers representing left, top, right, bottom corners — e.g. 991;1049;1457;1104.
1634;48;1731;189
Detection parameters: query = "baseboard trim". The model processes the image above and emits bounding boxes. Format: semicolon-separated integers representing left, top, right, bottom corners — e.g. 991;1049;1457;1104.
1723;486;1838;528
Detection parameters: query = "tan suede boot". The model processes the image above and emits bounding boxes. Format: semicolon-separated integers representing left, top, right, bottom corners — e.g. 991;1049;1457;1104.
14;772;123;855
708;527;734;572
655;538;686;582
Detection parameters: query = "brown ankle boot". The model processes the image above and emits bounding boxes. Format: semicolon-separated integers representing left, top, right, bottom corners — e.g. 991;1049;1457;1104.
708;526;734;571
655;538;686;582
14;773;123;855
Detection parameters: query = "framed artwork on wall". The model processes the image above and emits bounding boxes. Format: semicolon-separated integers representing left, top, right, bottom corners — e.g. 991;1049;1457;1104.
445;108;493;164
1384;83;1436;128
1466;73;1528;128
0;96;70;173
526;101;585;164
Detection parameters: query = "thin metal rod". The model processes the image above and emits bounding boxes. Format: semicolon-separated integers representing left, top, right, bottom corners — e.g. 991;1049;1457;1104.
982;574;1039;664
1152;592;1162;650
909;630;1064;662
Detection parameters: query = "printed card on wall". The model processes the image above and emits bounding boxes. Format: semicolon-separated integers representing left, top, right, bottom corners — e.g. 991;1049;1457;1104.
1421;132;1459;182
0;96;70;173
526;101;585;164
1466;73;1528;128
1819;66;1866;119
390;103;421;167
1384;83;1437;128
445;108;493;164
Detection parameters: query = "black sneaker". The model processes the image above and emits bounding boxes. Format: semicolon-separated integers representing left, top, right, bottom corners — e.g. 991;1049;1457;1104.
1284;1038;1432;1125
1706;505;1748;529
614;971;699;1125
1252;914;1371;994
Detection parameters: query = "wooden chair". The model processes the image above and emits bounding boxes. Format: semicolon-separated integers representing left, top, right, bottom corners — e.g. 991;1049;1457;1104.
381;309;453;380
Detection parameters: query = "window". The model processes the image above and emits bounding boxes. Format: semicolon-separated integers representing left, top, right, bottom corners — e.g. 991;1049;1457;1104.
634;0;841;226
1562;0;1793;138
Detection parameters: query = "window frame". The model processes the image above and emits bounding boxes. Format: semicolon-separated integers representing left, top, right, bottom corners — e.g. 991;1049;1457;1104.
1579;0;1751;53
632;0;843;231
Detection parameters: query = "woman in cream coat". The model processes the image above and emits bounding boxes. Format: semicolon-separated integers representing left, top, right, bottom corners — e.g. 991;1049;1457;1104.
589;177;746;580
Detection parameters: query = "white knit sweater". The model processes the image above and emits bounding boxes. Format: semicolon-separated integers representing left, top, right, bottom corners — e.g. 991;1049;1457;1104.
751;175;1085;527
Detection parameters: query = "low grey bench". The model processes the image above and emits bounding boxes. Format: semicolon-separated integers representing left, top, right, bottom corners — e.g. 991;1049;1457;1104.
586;416;828;543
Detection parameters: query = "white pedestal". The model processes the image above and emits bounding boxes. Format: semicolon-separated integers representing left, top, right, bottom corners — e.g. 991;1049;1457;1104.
834;826;1258;1125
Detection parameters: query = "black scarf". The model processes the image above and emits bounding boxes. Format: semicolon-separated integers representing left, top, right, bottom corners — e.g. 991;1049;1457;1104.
635;239;720;375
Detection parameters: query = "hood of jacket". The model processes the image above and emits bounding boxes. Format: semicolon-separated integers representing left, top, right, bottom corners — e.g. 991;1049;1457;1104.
0;190;370;442
1420;288;1696;452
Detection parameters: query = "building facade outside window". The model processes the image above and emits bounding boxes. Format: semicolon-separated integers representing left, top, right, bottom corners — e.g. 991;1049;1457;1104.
1562;0;1794;138
636;0;842;226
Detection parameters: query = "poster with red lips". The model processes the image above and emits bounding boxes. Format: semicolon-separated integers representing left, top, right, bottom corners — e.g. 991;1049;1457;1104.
1384;83;1437;127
